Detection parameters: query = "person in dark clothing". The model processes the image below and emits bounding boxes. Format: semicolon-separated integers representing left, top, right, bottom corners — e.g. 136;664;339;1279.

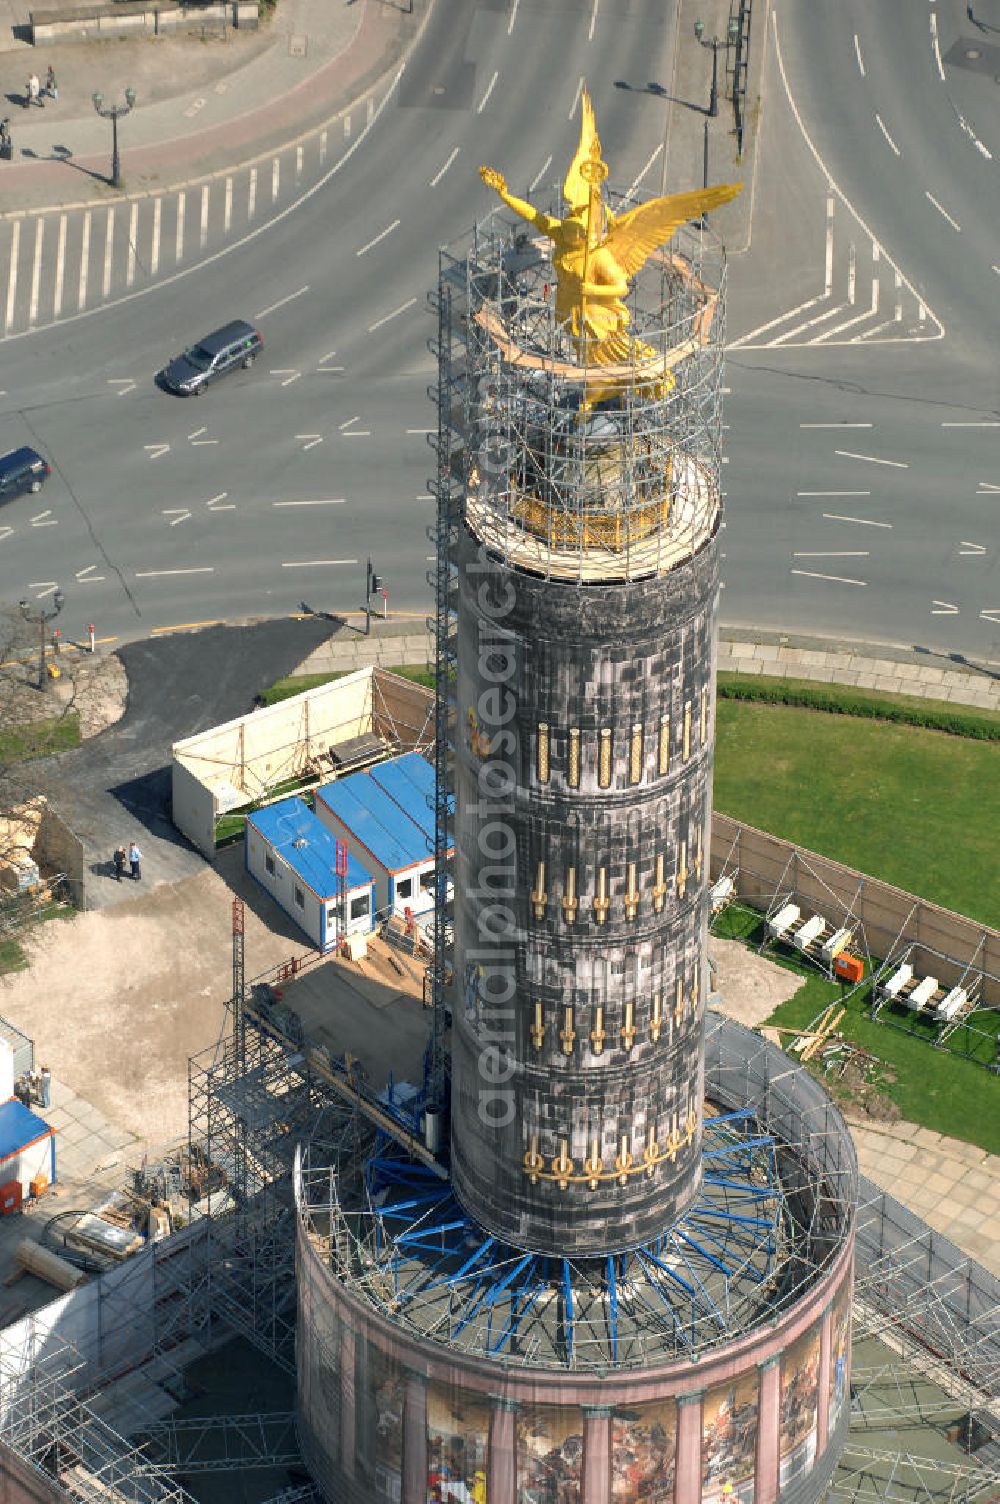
113;845;126;881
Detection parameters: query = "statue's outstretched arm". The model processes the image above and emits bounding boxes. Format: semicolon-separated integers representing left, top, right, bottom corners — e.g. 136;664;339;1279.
480;167;560;239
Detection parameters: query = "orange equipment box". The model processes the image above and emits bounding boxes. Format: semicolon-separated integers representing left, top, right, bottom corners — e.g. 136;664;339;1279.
29;1174;48;1200
834;953;864;984
0;1180;22;1215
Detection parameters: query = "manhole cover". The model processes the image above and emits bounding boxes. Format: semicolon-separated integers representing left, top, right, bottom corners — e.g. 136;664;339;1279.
288;33;307;57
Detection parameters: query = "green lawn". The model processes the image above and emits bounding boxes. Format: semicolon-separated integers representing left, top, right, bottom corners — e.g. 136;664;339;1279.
0;712;80;765
713;701;999;928
761;982;1000;1156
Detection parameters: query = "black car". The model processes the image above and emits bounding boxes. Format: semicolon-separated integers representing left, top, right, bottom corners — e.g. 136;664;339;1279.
0;446;51;502
160;319;263;396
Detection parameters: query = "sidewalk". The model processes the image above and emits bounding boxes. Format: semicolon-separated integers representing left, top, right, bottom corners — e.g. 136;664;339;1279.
0;0;426;210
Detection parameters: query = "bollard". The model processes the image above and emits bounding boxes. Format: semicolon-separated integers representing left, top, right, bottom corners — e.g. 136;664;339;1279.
88;623;95;653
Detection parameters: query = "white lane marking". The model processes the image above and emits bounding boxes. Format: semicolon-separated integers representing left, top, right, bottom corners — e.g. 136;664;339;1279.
190;439;219;446
790;568;867;586
769;13;944;344
980;609;1000;624
248;167;257;220
188;425;207;439
799;422;873;429
224;176;233;234
568;75;584;120
5;220;20;333
930;10;945;79
0;526;14;542
75;565;106;582
959;541;987;555
429;148;460;188
318;349;339;364
77;213;90;310
588;0;599;41
319;130;327;165
823;514;892;528
176;193;186;262
368;297;417;332
977;481;1000;493
853;33;865;75
102;208;114;298
507;0;518;33
296;145;304;180
847;244;856;304
824;195;834;295
406;428;436;435
162;508;191;526
53;215;67;320
367;97;374;126
272;157;280;203
341;429;371;437
477;70;499;114
144;443;171;460
151;198;161;277
295;435;324;451
135;567;215;577
30;509;52;523
730;293;825;347
280;558;357;568
529;155;553;192
955;110;993;160
925;191;960;231
941;420;1000;427
273;498;346;507
932;600;959;614
339;415;361;430
31;582;60;599
343;113;351;140
254;285;308;319
356;220;400;257
28;217;44;326
792;550;870;558
834;449;909;468
796;490;871;496
624;144;663;203
107;378;136;396
126;201;138;288
207;492;230;509
199;185;210;249
875;114;900;155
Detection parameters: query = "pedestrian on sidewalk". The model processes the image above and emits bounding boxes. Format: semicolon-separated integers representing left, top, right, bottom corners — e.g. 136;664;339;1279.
38;1066;51;1109
113;844;126;882
128;839;142;881
27;73;43;108
45;66;57;102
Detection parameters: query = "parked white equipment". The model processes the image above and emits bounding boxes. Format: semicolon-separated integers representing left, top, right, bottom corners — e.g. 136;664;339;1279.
906;975;938;1012
769;903;800;940
935;986;967;1023
821;927;852;962
793;915;825;951
710;875;734;913
882;963;913;1000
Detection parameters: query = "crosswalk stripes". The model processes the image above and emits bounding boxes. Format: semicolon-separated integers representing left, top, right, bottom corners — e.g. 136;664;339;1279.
729;195;943;349
0;107;378;338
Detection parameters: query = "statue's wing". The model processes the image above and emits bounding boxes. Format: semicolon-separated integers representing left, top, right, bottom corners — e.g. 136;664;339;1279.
605;183;742;277
562;86;600;210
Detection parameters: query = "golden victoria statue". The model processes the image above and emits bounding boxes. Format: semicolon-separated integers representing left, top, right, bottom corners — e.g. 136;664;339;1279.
480;86;741;369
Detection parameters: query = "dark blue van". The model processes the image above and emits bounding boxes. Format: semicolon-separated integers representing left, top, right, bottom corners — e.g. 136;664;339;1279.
0;447;50;502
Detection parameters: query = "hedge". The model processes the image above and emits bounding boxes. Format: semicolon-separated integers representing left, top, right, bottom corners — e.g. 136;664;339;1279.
715;673;999;741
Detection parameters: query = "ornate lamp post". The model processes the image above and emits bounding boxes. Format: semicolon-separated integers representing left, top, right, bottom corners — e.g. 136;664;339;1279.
694;18;740;118
19;589;65;691
91;87;137;191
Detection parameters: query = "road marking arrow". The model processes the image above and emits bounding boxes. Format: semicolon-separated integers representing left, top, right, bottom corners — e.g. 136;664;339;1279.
207;492;235;511
0;526;13;543
981;609;1000;625
75;565;106;582
162;508;191;526
931;601;959;615
296;434;323;451
959;541;987;556
108;378;136;396
145;443;171;460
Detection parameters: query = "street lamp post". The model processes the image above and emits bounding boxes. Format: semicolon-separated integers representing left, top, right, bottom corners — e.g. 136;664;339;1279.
694;18;740;119
91;87;137;191
19;590;65;692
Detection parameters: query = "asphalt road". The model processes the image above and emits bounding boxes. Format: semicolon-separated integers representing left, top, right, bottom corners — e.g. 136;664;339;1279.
0;0;996;660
